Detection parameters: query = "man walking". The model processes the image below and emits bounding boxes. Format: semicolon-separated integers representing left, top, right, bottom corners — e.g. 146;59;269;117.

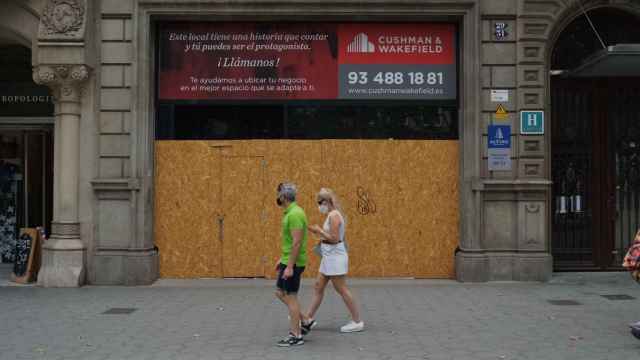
274;182;308;347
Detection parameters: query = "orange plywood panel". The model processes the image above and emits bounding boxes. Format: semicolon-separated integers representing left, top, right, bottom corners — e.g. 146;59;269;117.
351;140;395;277
154;139;459;279
259;141;322;279
390;141;460;278
221;155;266;277
154;141;220;278
262;141;292;280
287;141;323;279
318;140;366;276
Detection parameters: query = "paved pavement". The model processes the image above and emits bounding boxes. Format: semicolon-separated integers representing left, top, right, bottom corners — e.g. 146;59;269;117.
1;270;640;360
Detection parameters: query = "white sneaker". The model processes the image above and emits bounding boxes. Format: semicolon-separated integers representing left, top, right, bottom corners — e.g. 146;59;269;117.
340;320;364;333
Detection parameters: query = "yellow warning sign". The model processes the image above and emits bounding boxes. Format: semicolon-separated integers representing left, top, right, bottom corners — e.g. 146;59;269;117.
495;104;508;121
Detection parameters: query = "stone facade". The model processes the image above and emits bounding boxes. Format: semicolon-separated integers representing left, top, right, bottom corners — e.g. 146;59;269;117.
3;0;639;285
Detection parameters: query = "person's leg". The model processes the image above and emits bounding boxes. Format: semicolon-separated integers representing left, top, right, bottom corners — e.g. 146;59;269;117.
282;294;302;337
331;275;361;323
275;264;287;305
275;289;286;305
303;273;329;322
282;266;304;337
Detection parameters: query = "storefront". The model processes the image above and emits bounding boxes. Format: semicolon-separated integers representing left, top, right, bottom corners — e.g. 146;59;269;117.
0;44;54;275
153;22;461;278
2;0;640;286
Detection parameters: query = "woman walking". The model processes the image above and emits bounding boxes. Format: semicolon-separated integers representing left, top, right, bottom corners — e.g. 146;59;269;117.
302;188;364;333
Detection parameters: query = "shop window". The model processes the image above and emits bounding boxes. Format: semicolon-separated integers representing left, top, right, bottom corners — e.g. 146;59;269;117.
156;103;458;140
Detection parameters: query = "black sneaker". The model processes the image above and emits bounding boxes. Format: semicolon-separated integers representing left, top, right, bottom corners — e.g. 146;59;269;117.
301;319;317;335
277;333;304;347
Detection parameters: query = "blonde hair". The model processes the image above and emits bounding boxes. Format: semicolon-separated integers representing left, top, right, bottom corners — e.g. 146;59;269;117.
317;188;346;226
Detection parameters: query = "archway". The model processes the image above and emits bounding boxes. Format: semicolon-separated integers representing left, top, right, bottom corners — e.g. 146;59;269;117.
550;7;640;270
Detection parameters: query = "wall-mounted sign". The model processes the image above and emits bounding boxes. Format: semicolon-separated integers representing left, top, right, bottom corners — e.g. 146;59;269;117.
491;89;509;102
0;82;54;117
494;22;509;40
495;104;508;121
488;124;511;171
520;110;544;134
158;22;457;100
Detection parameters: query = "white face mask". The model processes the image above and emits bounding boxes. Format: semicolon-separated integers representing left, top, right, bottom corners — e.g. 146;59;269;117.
318;204;329;214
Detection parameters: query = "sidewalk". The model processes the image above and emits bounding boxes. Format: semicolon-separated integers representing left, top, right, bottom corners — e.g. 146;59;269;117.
1;272;639;360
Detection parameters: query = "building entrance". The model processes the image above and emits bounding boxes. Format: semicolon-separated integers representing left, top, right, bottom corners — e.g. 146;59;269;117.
0;45;54;275
550;8;640;270
552;78;640;270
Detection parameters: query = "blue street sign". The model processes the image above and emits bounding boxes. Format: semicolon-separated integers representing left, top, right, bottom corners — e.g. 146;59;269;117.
520;111;544;134
488;125;511;149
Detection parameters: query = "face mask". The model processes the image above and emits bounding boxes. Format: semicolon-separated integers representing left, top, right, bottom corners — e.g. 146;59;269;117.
318;204;329;214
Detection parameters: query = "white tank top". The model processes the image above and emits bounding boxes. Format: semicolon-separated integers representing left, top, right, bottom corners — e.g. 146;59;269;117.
321;211;347;257
322;210;345;242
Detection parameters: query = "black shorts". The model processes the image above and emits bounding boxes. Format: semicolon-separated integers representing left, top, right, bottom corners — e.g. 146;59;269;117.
276;263;305;294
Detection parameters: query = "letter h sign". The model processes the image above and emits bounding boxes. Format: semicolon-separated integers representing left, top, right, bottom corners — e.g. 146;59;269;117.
520;111;544;135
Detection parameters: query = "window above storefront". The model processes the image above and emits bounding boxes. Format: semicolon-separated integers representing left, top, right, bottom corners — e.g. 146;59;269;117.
156;103;458;140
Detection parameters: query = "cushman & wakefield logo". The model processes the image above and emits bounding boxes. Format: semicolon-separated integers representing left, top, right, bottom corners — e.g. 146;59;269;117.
347;33;376;53
346;32;445;55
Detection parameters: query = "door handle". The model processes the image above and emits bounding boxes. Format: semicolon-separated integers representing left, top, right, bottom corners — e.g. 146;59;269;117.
217;215;224;242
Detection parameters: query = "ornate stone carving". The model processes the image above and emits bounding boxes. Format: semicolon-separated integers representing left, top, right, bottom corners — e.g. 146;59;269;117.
33;64;91;101
525;203;541;214
40;0;86;38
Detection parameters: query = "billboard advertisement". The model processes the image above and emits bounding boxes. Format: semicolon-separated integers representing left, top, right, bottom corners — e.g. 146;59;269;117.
158;22;457;100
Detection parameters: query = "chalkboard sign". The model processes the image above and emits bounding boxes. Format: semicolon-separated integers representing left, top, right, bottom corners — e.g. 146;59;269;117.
10;228;42;284
12;232;32;277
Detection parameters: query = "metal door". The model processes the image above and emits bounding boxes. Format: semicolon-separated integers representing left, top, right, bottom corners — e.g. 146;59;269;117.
609;80;640;268
552;78;640;270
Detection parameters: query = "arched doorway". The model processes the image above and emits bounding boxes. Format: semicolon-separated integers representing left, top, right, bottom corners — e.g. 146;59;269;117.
0;44;54;277
551;7;640;270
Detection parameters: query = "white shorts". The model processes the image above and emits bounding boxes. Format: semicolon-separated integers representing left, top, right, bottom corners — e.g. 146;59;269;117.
319;242;348;276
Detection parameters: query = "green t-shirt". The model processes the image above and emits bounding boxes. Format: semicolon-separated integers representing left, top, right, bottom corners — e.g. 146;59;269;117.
280;202;308;267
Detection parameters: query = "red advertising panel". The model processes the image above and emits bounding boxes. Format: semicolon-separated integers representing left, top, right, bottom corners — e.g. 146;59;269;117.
158;22;456;100
338;23;455;65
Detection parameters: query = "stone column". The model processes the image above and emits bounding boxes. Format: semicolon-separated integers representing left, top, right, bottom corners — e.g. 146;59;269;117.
34;64;90;287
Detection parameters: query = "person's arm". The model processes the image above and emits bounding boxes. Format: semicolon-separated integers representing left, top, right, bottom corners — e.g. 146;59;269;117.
317;212;342;244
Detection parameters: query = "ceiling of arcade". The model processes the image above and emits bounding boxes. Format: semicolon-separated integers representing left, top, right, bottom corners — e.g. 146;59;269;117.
0;0;44;47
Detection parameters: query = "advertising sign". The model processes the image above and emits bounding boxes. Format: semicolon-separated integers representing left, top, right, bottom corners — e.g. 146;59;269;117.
158;22;457;100
488;125;512;171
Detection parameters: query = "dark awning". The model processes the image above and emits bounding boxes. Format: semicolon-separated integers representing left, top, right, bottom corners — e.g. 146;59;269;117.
567;44;640;77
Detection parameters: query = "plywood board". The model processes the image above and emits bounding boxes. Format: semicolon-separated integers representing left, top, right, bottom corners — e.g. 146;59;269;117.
221;155;265;277
155;139;460;279
154;141;220;278
288;141;323;279
350;140;394;277
260;141;322;279
390;141;460;278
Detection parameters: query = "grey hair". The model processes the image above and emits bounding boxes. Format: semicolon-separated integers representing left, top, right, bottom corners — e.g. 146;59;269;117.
278;182;297;202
